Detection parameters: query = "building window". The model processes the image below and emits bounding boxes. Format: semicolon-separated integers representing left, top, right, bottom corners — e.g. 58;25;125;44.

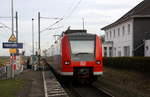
118;51;121;57
118;28;120;37
104;47;107;57
114;29;116;38
114;48;116;56
128;24;130;34
106;32;108;39
122;26;125;36
124;46;130;56
109;47;113;57
146;46;149;51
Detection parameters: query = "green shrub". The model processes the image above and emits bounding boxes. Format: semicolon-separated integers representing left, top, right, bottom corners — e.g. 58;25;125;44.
103;57;150;73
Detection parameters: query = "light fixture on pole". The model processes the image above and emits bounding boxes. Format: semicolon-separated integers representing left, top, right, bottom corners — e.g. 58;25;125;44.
32;18;34;56
11;0;14;79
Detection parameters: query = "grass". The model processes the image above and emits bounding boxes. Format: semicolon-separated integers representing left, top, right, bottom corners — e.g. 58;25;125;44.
0;78;26;97
100;67;150;96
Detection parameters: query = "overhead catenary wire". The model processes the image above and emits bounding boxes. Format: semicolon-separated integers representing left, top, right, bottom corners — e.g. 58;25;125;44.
40;17;62;20
48;26;64;30
0;17;15;19
0;22;11;30
40;18;63;33
40;0;82;33
63;0;82;20
0;28;11;38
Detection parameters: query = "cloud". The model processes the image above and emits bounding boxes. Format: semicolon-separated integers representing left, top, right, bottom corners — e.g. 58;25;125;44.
85;0;142;5
0;0;144;56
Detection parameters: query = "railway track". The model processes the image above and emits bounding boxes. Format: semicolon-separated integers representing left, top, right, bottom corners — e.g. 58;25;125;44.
42;71;69;97
43;59;114;97
61;82;114;97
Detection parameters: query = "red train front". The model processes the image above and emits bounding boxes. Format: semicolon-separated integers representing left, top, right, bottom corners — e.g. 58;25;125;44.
49;29;103;83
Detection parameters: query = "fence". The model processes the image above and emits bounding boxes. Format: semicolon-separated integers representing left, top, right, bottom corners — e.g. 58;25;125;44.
0;66;7;80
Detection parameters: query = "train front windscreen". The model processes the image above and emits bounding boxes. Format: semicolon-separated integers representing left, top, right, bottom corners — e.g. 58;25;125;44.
69;40;95;61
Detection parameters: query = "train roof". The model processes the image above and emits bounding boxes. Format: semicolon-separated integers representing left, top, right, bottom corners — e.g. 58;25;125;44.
61;29;97;37
64;29;87;34
61;29;87;36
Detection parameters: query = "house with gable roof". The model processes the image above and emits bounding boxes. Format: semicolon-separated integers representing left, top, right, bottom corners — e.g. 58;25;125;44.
101;0;150;57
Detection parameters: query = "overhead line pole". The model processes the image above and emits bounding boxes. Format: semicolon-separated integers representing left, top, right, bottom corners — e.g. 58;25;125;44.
38;12;41;66
16;11;19;55
37;12;63;69
82;18;84;30
32;18;34;56
11;0;14;79
11;0;14;35
16;12;18;43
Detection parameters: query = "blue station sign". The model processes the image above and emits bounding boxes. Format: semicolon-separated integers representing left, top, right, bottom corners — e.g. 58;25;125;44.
3;42;23;49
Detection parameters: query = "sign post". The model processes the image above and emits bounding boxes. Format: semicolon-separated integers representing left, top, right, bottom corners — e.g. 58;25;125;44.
2;34;23;79
11;53;15;78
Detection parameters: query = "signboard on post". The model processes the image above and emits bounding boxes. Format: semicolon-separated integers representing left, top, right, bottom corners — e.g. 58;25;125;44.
9;49;17;53
2;34;23;78
3;42;23;49
8;34;17;42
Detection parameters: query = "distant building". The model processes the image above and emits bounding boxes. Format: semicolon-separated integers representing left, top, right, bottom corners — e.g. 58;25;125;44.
101;0;150;57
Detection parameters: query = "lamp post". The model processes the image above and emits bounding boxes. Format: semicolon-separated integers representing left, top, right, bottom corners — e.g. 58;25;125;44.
32;18;34;56
38;12;41;66
11;0;14;78
11;0;14;35
37;12;63;68
82;18;84;30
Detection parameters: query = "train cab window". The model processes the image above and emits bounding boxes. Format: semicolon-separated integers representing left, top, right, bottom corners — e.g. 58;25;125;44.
70;40;95;61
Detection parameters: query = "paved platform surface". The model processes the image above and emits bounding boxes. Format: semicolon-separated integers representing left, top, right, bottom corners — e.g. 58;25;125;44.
43;71;69;97
19;70;44;97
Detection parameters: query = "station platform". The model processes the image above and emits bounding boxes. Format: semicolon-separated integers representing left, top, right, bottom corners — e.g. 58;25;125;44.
42;71;69;97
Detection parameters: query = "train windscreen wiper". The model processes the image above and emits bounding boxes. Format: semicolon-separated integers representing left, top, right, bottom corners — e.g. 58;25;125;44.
74;52;91;55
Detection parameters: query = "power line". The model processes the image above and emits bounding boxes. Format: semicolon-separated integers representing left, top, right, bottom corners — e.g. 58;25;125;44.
40;0;82;33
0;22;11;30
48;26;64;30
63;0;82;20
61;0;78;18
0;17;15;19
0;22;12;34
40;17;62;20
0;17;12;19
40;18;63;33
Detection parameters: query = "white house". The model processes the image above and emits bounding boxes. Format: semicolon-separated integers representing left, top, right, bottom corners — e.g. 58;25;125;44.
101;0;150;57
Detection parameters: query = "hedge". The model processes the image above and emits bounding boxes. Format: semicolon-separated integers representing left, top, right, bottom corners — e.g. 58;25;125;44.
103;57;150;73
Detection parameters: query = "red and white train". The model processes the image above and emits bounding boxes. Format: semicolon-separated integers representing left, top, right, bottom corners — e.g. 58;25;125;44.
48;29;103;83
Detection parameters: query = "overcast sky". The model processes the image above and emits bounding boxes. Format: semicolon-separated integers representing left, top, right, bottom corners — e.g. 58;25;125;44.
0;0;143;56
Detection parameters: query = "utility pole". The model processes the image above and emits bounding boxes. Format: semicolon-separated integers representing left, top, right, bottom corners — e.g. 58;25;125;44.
37;13;62;68
11;0;14;35
38;12;41;66
32;18;34;56
82;18;84;30
16;11;19;55
16;12;18;43
11;0;14;78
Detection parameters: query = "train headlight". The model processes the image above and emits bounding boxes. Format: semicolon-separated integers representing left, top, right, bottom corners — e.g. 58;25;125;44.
96;60;101;65
64;61;70;65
